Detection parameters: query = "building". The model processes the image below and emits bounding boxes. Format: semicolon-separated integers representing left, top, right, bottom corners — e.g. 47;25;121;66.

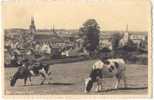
99;32;113;50
29;18;74;49
4;19;148;52
128;32;147;49
99;29;147;50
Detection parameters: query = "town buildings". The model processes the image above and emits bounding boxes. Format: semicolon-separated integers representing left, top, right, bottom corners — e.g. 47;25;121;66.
4;18;148;55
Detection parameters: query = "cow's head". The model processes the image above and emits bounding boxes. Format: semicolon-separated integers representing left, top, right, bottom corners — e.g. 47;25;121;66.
84;77;93;93
10;74;18;87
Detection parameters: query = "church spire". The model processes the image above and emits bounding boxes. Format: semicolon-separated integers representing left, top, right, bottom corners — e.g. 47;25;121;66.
31;16;35;25
29;16;36;33
51;24;58;36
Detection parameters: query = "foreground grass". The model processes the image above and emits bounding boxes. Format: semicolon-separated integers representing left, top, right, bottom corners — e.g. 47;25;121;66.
4;60;148;95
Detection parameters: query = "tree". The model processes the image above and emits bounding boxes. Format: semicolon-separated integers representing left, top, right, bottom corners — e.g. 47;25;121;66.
79;19;100;56
112;33;123;50
127;39;136;49
139;36;147;52
111;33;123;57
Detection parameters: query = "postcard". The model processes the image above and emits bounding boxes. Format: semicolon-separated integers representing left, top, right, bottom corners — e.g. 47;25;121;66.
1;0;152;99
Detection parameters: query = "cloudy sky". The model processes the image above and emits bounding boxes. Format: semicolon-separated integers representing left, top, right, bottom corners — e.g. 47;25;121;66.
2;0;151;31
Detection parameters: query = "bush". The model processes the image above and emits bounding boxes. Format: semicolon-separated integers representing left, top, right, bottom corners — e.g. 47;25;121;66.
110;49;147;65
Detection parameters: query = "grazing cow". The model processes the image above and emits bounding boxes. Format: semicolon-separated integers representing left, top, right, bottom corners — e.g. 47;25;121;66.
10;62;51;87
84;58;127;93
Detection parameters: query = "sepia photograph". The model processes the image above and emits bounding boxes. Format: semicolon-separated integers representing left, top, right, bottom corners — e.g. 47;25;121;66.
1;0;152;98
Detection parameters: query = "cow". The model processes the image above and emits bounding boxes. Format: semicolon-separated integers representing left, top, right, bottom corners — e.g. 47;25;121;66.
10;62;51;87
84;58;127;93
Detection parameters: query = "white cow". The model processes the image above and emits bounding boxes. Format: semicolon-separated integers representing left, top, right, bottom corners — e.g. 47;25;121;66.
84;58;127;93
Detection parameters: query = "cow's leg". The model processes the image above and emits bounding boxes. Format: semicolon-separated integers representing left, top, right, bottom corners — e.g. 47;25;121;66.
96;78;103;92
114;72;123;89
114;78;120;89
84;77;92;93
97;83;102;92
84;77;90;93
45;75;50;84
29;77;32;86
95;81;99;92
100;79;104;91
24;77;27;86
40;73;46;85
39;68;50;84
96;82;100;92
114;74;121;89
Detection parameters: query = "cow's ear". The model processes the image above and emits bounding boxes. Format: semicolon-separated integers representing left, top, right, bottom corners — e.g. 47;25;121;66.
114;62;119;69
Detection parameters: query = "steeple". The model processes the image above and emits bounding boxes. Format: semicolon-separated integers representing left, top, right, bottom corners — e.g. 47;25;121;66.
124;24;129;41
31;16;35;25
29;16;36;33
51;24;58;36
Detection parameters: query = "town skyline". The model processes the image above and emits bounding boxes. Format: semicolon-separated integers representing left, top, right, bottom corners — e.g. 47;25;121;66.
3;17;148;33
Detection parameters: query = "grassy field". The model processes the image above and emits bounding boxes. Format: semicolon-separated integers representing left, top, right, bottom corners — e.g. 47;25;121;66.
4;60;148;95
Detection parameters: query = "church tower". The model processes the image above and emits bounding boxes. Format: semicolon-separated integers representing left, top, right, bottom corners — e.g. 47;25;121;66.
29;16;36;34
51;24;58;36
118;24;129;48
125;24;129;40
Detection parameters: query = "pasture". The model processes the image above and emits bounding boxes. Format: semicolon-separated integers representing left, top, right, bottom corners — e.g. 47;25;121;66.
4;60;148;95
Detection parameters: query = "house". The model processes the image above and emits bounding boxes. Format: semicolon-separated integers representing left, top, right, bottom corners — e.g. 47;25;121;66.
99;32;113;50
129;32;147;49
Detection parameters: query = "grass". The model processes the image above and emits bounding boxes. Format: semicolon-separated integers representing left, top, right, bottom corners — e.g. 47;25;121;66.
4;60;148;95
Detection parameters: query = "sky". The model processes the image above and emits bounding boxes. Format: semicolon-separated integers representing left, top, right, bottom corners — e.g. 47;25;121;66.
2;0;151;31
